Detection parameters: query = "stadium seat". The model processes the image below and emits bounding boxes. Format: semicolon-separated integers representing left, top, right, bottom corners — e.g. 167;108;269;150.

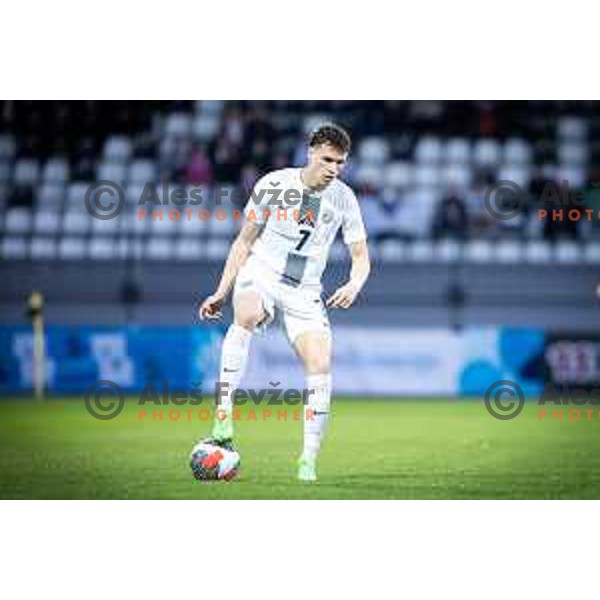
33;210;61;234
444;138;471;164
435;239;461;262
443;164;472;192
464;240;494;263
360;197;390;239
146;238;174;260
384;162;412;189
120;210;150;234
175;238;204;260
473;139;501;167
30;237;57;259
407;240;434;262
67;182;92;207
0;134;16;160
89;238;116;260
117;238;144;260
207;206;240;238
194;100;225;116
396;189;438;238
503;138;532;165
583;242;600;264
1;236;27;259
0;161;11;183
165;113;193;137
128;160;156;183
525;212;543;238
355;164;384;188
13;159;40;186
414;165;442;189
63;212;92;235
497;165;531;189
97;162;127;184
91;216;120;235
103;136;132;162
5;207;32;233
495;240;523;263
58;237;86;259
379;240;406;262
557;165;586;188
37;183;64;207
192;115;220;142
358;137;390;165
555;241;581;263
557;143;588;165
302;114;329;135
42;158;70;183
178;214;209;237
150;211;180;236
525;240;552;263
206;238;229;260
111;238;130;260
126;181;150;207
414;137;443;164
558;116;587;140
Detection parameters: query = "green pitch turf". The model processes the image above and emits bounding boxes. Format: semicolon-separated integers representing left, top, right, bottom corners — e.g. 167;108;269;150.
1;397;600;499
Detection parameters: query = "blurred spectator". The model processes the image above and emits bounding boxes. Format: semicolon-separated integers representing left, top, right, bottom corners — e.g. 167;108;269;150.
72;138;96;180
245;105;274;146
478;101;498;136
185;144;213;185
250;138;270;171
240;164;259;193
584;170;600;233
466;170;495;231
159;134;191;181
432;194;469;240
222;107;245;147
214;141;242;183
541;180;578;241
8;183;33;208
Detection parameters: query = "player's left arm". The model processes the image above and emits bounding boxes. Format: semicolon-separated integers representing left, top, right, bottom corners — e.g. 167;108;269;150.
326;240;371;309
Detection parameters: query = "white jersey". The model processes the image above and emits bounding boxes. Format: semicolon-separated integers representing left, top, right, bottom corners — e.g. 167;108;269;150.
243;168;367;289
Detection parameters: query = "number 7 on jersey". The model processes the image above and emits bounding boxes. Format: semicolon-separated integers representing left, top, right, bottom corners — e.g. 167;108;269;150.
295;229;311;251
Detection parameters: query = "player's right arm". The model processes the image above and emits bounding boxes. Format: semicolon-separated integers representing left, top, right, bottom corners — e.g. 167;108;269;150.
198;220;262;321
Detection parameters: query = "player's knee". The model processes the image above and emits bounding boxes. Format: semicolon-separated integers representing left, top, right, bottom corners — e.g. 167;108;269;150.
235;309;263;330
304;354;330;375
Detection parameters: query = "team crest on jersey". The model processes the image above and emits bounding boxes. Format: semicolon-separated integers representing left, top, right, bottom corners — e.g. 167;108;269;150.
321;210;334;224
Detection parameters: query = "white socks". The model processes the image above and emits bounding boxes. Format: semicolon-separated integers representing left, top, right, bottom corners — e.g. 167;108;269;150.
218;324;253;413
303;373;332;462
218;325;331;464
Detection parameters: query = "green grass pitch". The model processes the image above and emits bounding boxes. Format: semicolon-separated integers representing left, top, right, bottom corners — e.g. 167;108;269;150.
1;397;600;499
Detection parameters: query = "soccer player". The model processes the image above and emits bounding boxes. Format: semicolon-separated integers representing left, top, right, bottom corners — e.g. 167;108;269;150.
199;124;370;481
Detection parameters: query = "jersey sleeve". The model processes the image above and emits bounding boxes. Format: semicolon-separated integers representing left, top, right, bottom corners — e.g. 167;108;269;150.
243;175;273;226
341;188;367;245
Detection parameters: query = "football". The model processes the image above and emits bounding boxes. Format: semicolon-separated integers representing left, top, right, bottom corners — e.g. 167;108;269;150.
190;439;240;481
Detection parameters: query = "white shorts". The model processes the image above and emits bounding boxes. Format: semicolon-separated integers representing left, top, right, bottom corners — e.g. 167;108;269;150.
233;255;330;344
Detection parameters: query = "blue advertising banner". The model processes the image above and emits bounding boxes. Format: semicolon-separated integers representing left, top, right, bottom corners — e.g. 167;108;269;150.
0;325;223;393
0;324;546;396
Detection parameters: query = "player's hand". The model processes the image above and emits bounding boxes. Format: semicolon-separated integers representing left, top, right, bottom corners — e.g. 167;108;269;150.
326;282;360;309
199;293;226;321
